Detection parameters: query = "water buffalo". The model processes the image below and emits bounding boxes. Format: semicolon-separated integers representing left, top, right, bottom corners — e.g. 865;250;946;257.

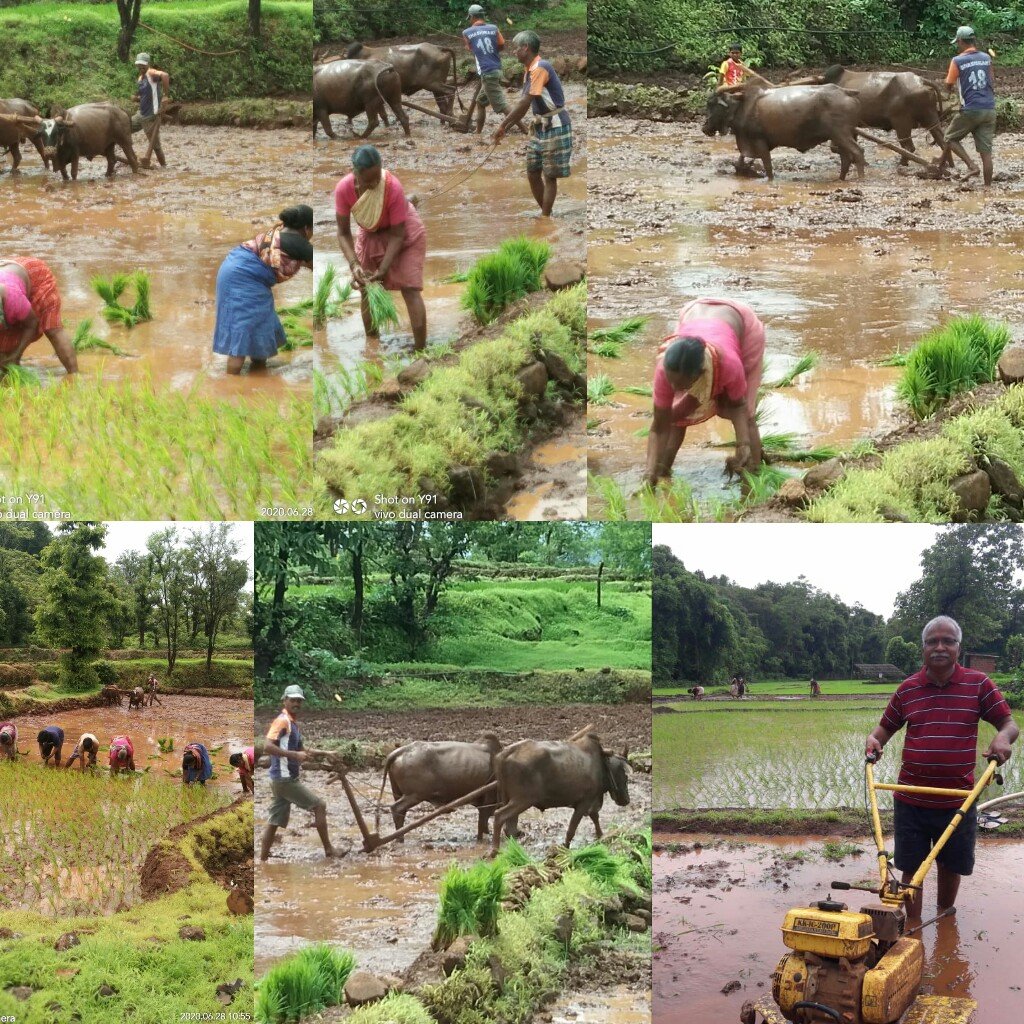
375;731;502;842
101;685;123;706
0;98;48;173
490;733;631;855
346;41;459;117
127;687;145;710
704;82;865;181
38;102;140;181
818;67;970;168
313;59;409;140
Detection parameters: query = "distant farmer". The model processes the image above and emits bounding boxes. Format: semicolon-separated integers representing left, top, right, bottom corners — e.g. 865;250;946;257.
213;204;314;374
730;678;740;699
494;30;572;217
0;257;78;374
738;676;747;697
109;734;136;776
0;722;17;761
463;4;510;133
718;43;749;88
37;726;64;766
687;686;705;701
810;678;821;697
646;298;765;487
939;27;996;185
182;742;213;785
865;615;1018;920
65;732;99;770
147;673;161;707
132;53;169;168
260;685;340;861
335;146;427;351
230;746;255;794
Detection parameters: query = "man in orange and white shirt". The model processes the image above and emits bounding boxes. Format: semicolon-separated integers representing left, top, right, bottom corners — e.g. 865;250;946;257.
717;43;749;88
494;30;572;216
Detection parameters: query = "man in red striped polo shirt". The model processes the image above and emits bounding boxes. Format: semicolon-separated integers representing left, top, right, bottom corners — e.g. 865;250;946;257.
865;615;1018;920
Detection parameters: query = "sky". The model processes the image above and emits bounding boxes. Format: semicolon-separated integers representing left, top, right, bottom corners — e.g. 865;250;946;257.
97;522;254;573
652;524;961;617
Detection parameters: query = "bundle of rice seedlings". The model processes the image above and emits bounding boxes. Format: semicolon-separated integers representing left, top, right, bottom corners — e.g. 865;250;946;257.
1;364;39;387
621;384;653;397
494;835;534;871
460;237;552;325
255;945;355;1024
741;464;788;503
130;270;152;321
591;340;624;358
364;281;400;334
441;269;471;283
313;264;352;328
280;313;313;349
562;843;642;896
72;319;132;356
587;374;616;405
762;351;819;389
499;235;550;283
588;315;649;344
431;861;506;950
92;270;153;328
91;272;130;306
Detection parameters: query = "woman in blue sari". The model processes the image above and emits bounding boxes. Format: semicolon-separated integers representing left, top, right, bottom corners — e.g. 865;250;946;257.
213;204;313;374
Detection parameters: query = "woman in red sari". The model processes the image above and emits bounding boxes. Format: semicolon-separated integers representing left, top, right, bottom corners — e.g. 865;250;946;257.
0;257;77;374
334;145;427;351
645;297;766;486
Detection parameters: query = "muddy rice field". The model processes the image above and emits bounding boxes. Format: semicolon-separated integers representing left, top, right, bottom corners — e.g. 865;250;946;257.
2;125;312;396
654;835;1024;1024
313;73;587;519
587;114;1024;512
254;703;650;1021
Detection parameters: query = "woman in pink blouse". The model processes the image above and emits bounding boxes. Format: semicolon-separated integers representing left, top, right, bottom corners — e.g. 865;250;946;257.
645;297;766;486
335;145;427;351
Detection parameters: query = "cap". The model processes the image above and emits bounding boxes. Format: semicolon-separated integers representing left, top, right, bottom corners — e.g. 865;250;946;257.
951;26;975;43
282;685;306;701
134;52;151;66
467;4;485;21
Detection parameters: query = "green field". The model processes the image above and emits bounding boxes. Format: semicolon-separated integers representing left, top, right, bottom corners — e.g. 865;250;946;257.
654;705;1022;811
654;679;900;697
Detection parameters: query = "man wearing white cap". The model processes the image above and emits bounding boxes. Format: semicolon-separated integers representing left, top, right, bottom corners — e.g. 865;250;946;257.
260;684;340;861
462;4;511;133
940;27;996;184
132;52;170;168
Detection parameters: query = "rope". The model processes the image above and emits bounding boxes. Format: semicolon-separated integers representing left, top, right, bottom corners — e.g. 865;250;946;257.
423;140;502;200
137;20;244;57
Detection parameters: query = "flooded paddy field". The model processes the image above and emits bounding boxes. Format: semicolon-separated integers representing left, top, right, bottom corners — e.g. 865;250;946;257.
654;702;1023;811
311;78;587;519
653;836;1024;1024
255;703;651;1021
587;117;1024;511
11;693;253;787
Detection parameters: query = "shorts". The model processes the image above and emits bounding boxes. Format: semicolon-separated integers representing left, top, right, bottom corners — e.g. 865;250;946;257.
526;122;572;179
477;71;509;112
945;108;996;155
268;776;326;828
893;799;977;877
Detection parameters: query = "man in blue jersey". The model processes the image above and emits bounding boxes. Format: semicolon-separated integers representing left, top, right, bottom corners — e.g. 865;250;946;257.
493;30;572;216
463;4;510;133
132;53;169;168
940;27;996;184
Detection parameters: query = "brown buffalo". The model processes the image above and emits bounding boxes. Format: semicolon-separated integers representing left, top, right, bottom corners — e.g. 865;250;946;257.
313;59;409;139
100;685;123;706
490;733;631;854
704;81;865;181
346;41;459;117
375;731;502;842
0;98;48;173
37;102;139;181
127;687;145;710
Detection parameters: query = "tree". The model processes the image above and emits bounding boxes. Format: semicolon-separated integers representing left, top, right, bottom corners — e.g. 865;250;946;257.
34;523;111;691
148;528;188;673
885;636;919;675
1006;634;1024;673
111;550;154;647
186;524;250;670
597;523;652;575
116;0;143;63
248;0;261;36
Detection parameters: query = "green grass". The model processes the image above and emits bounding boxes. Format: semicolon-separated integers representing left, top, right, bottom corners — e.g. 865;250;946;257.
0;373;314;518
317;284;584;506
255;944;355;1024
0;1;311;111
460;237;551;325
655;678;898;697
654;705;1022;811
896;315;1010;419
807;385;1024;522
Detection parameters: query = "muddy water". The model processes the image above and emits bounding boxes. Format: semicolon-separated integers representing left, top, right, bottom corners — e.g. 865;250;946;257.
549;987;651;1023
2;126;312;396
255;766;651;975
12;695;253;788
587;120;1024;506
653;835;1024;1024
313;83;586;368
503;409;588;519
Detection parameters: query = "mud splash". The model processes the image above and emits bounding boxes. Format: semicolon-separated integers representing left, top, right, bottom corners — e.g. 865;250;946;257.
12;694;253;788
587;119;1024;509
4;126;313;397
653;836;1024;1024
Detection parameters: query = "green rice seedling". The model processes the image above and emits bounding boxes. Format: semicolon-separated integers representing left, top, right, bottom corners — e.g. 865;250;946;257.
157;737;175;753
92;271;152;329
588;316;649;344
433;864;484;950
364;281;400;334
1;364;40;387
589;473;629;520
460;237;552;325
634;426;650;438
494;835;534;871
591;339;624;358
72;319;132;356
762;351;820;389
621;385;653;397
130;270;152;322
563;843;642;896
876;351;908;367
897;315;1010;419
347;993;435;1024
741;464;788;503
441;269;471;283
499;235;550;282
311;264;353;328
587;374;616;405
279;314;313;350
91;272;130;306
